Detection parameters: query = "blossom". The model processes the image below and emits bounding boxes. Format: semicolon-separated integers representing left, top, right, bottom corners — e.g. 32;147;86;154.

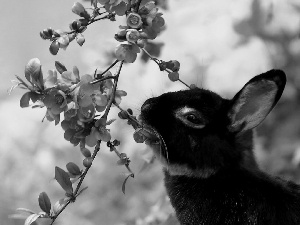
43;89;67;115
126;13;143;29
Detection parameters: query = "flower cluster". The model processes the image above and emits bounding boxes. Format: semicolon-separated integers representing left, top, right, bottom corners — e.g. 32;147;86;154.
14;58;126;150
39;1;165;63
40;2;115;55
114;1;165;63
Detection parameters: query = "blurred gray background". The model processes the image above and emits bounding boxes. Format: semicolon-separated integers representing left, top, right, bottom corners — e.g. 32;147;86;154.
1;0;300;224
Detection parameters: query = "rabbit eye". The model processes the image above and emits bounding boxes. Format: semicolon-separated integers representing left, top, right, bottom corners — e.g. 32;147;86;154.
175;107;205;129
186;114;202;124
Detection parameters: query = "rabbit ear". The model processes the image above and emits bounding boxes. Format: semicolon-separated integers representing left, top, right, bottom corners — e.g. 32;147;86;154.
228;69;286;133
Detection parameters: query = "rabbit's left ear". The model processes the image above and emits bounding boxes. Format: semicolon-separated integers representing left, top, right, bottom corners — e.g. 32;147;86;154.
228;69;286;133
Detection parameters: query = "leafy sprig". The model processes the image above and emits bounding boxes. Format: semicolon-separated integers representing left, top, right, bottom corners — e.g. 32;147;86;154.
10;1;195;225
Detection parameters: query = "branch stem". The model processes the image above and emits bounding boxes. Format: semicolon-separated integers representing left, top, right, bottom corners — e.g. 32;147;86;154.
50;141;102;225
103;61;124;119
178;79;190;88
92;59;119;79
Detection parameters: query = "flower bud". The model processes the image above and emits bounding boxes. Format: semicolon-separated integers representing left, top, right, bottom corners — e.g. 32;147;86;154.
76;33;85;46
126;29;140;43
49;41;60;55
79;18;89;26
190;84;197;89
68;33;76;42
126;13;143;29
52;30;61;38
136;39;146;48
40;31;50;40
115;30;127;42
70;20;81;30
118;110;129;119
72;2;90;18
158;61;167;71
80;147;91;158
166;60;180;72
139;32;149;39
112;139;121;146
127;108;133;115
83;157;93;167
168;71;179;82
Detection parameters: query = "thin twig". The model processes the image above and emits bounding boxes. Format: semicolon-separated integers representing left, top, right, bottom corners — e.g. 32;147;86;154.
74;140;101;195
90;76;117;84
141;48;160;66
92;59;119;79
115;104;142;128
109;144;134;177
50;199;71;225
141;48;191;89
103;61;124;119
50;141;102;224
178;79;190;88
88;13;111;25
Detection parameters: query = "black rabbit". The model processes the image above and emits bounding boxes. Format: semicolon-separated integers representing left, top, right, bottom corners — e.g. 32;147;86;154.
139;70;300;225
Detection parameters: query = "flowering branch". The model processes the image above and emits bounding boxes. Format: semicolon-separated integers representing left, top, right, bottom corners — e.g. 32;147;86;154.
9;1;191;224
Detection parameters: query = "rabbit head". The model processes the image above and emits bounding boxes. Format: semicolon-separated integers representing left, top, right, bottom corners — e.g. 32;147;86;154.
140;69;286;178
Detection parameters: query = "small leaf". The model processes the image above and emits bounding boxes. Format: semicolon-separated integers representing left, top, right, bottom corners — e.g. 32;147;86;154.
24;214;41;225
30;92;41;103
76;33;85;46
64;129;76;141
20;92;41;108
61;71;77;85
53;198;68;215
25;58;41;84
55;61;67;74
20;92;31;108
117;158;127;166
38;192;51;214
112;1;127;16
44;70;58;88
73;66;80;81
115;44;138;63
122;174;132;194
55;166;73;195
106;119;116;125
66;162;81;176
